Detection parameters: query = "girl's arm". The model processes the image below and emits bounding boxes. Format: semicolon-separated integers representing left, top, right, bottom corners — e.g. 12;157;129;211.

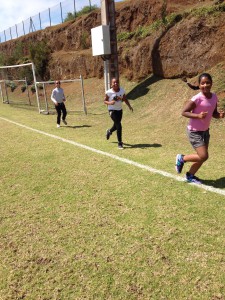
104;94;115;105
123;94;133;112
182;100;207;119
212;104;225;119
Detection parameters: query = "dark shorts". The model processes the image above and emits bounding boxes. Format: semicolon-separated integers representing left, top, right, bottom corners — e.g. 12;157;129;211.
187;129;210;149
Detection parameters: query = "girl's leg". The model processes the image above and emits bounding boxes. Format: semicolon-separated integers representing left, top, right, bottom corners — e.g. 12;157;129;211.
61;103;67;121
55;105;61;125
110;111;123;142
184;145;208;175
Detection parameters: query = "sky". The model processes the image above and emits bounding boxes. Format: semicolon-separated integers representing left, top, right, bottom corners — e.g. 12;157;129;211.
0;0;122;33
0;0;61;32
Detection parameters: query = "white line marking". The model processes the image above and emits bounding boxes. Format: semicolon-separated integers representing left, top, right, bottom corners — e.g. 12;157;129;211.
1;116;225;197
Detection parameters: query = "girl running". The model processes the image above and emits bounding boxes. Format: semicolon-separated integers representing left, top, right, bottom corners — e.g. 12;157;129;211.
176;73;224;184
104;78;133;149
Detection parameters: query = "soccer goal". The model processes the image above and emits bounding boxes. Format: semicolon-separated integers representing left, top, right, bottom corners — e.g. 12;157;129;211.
36;76;87;115
0;62;40;110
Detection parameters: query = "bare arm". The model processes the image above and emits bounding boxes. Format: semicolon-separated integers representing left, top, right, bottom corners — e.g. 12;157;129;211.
182;100;208;119
212;104;225;119
104;94;115;105
123;94;133;112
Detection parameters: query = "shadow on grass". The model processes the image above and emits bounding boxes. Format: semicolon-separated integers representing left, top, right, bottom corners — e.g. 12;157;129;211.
126;75;162;100
86;112;108;115
202;177;225;189
64;125;91;129
112;142;162;149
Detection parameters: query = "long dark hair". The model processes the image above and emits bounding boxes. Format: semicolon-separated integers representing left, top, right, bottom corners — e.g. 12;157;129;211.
198;73;212;84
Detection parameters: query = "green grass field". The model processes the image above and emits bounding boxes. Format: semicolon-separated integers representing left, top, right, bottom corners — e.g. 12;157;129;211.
0;74;225;299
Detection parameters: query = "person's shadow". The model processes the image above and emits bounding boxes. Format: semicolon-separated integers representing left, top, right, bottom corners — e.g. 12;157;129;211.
64;125;91;129
113;142;162;149
126;75;162;100
201;177;225;189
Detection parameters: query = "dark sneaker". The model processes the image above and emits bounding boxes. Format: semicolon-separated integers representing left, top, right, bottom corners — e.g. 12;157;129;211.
175;154;184;173
106;129;111;140
118;142;124;149
186;172;202;184
62;119;67;125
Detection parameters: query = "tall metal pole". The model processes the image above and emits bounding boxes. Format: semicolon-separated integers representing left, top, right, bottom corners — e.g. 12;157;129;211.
101;0;119;91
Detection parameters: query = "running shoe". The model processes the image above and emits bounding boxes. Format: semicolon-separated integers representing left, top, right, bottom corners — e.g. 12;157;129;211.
118;142;124;149
106;129;111;140
62;119;67;125
186;172;202;184
175;154;184;173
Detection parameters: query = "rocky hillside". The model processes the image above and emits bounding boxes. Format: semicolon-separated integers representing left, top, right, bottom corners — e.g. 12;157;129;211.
0;0;225;81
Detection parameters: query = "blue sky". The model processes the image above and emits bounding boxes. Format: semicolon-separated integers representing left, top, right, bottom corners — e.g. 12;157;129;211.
0;0;123;33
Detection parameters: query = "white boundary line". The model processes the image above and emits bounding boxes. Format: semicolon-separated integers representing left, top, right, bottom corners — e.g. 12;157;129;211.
1;116;225;197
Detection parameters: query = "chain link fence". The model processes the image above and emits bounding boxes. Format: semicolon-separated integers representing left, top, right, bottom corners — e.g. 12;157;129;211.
0;0;122;43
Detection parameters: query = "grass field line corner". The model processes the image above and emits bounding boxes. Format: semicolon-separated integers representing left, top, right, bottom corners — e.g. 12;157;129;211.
1;116;225;197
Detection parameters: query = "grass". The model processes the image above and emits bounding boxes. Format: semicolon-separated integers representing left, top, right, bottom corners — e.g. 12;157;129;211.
0;72;225;299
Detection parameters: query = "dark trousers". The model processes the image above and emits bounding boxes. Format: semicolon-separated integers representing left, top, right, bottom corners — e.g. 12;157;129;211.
109;110;123;143
55;102;67;125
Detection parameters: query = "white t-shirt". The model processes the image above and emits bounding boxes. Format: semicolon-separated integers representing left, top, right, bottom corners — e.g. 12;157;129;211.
106;87;125;111
51;87;65;104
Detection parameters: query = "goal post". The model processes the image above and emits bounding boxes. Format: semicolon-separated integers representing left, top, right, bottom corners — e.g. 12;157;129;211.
0;62;40;111
36;75;87;115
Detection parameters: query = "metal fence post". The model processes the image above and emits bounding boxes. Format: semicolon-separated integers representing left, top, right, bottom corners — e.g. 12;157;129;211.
49;8;51;27
22;21;25;35
16;24;18;38
74;0;76;17
60;2;63;23
39;13;42;30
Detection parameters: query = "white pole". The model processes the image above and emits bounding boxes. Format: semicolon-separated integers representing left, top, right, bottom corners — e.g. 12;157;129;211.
80;75;87;115
43;83;49;113
25;77;31;105
31;62;41;113
0;83;4;103
4;81;9;103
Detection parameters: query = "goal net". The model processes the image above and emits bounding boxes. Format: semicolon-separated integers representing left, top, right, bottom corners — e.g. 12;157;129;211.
0;62;39;110
36;76;87;115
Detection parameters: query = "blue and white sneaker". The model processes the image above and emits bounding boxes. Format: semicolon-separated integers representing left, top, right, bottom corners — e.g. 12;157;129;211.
175;154;184;173
186;172;202;184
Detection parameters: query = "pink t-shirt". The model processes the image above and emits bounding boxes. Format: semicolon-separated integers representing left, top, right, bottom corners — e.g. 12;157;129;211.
187;92;218;131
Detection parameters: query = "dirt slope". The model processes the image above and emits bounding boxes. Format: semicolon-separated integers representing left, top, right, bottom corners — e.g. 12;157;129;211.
0;0;224;81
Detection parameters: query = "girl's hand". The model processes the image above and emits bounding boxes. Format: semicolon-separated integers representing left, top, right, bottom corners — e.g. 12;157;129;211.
111;100;116;105
198;111;208;119
219;111;225;118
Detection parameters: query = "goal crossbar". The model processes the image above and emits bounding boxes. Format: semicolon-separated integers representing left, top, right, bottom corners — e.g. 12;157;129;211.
36;76;87;115
0;62;40;111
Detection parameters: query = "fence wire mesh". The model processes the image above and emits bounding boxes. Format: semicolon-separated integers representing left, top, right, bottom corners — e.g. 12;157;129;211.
0;0;122;43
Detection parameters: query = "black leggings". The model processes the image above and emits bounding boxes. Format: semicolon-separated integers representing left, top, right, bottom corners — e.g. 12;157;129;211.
55;102;67;125
109;110;123;143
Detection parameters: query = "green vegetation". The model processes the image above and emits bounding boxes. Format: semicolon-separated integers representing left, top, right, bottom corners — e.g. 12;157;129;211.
190;3;225;17
118;2;225;43
64;5;98;22
21;84;26;92
0;40;51;82
6;80;17;92
0;73;225;299
29;41;51;80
